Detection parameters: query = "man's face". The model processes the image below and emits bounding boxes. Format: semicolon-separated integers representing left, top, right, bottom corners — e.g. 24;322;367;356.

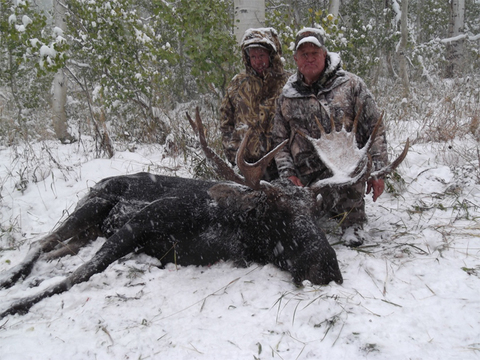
248;47;270;77
294;43;327;85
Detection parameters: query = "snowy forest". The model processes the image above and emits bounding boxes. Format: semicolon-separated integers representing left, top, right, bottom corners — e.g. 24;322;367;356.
0;0;479;151
1;0;480;359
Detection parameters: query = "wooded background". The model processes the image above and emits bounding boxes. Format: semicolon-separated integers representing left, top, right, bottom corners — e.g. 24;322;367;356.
0;0;478;155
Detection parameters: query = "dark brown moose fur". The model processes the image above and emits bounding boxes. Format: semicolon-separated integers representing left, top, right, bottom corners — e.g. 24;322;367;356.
0;171;343;318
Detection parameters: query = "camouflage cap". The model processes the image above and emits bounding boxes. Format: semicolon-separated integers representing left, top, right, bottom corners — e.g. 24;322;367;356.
294;28;325;52
244;43;270;52
241;28;279;54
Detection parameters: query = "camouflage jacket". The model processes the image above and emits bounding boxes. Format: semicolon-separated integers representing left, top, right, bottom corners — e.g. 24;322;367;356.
273;52;389;181
220;28;290;166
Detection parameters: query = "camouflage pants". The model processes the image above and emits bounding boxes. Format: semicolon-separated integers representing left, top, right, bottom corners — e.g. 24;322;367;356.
301;172;367;229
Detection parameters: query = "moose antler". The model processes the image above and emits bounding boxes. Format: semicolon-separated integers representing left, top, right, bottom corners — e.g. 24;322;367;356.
186;107;287;189
369;138;409;180
235;128;288;189
188;107;408;191
186;108;245;184
298;111;409;189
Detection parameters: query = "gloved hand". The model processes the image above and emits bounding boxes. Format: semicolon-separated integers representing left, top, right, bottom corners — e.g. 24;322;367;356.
288;175;304;187
366;178;385;202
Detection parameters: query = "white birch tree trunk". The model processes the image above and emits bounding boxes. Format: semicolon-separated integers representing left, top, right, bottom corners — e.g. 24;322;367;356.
328;0;340;17
398;0;410;97
446;0;465;78
52;0;73;143
234;0;265;44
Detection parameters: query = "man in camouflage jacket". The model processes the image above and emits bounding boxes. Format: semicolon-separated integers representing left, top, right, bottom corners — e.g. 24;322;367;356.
220;28;290;180
272;28;389;246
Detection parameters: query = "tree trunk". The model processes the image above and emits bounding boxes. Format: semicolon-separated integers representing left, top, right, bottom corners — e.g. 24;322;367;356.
234;0;265;44
52;0;74;143
328;0;340;17
52;70;73;143
398;0;410;97
416;0;424;43
445;0;465;78
382;0;396;79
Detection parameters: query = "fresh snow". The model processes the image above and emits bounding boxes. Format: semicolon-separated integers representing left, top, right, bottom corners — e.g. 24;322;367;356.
0;131;479;359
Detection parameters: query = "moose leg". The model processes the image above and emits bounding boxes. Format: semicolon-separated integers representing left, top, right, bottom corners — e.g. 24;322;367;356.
0;198;114;289
0;194;210;318
0;215;151;319
43;226;103;261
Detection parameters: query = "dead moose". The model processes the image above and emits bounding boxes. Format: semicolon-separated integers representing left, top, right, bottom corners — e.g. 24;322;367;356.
0;108;408;318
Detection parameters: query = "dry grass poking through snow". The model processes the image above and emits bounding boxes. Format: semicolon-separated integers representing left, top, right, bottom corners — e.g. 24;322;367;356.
0;77;480;359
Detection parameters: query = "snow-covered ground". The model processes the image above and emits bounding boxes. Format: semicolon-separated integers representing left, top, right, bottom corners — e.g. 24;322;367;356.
0;126;479;359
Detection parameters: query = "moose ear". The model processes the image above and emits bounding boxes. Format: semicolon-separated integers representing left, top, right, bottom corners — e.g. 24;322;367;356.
208;183;262;212
208;183;244;207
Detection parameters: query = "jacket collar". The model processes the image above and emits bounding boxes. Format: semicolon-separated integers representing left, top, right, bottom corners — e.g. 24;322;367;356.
283;52;347;98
